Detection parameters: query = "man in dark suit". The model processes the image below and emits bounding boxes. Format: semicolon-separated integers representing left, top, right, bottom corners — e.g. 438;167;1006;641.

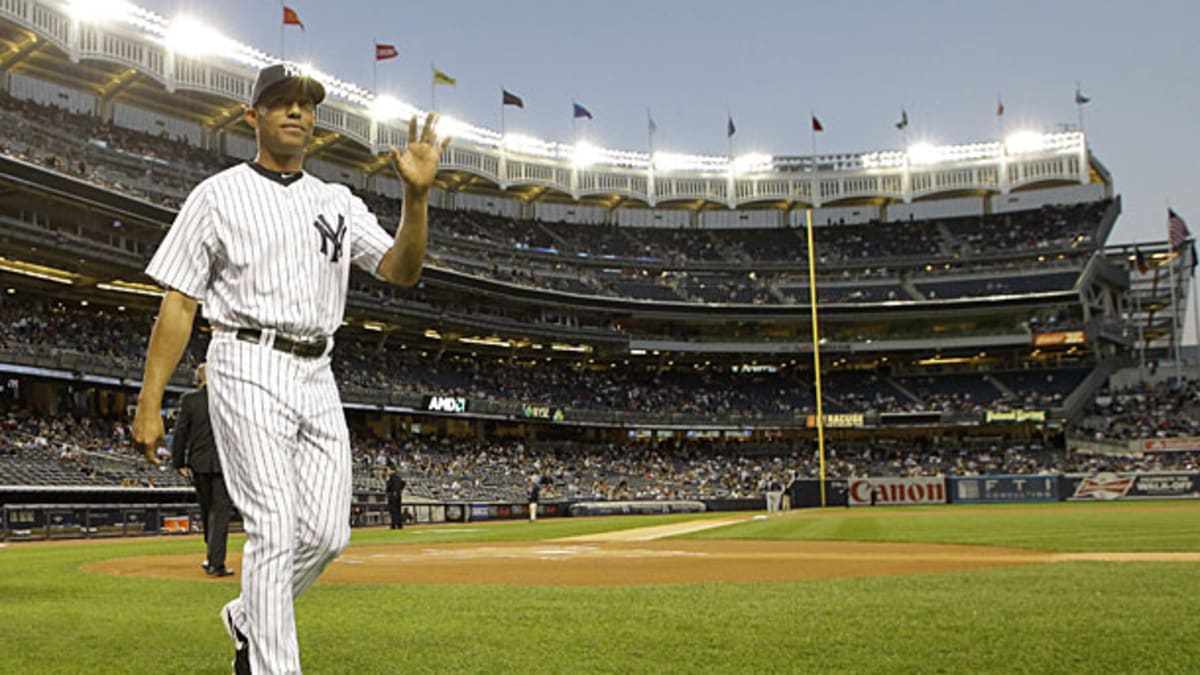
172;363;234;577
528;478;541;523
386;468;406;529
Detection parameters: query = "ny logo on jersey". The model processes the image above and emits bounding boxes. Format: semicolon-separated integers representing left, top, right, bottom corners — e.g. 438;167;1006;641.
312;214;346;263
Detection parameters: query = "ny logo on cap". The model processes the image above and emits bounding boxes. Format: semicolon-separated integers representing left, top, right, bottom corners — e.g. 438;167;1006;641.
312;214;346;263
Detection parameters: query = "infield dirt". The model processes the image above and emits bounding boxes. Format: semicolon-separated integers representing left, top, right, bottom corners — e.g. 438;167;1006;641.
82;511;1200;586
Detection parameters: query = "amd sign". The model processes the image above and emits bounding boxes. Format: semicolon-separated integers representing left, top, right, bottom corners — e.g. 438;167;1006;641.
424;395;468;414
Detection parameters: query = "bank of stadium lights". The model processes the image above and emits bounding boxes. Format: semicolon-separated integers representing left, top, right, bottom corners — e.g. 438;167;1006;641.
502;133;558;159
653;151;728;174
368;95;418;124
1005;130;1054;155
571;142;602;169
731;152;773;175
433;116;496;147
163;16;236;58
905;143;947;167
66;0;125;22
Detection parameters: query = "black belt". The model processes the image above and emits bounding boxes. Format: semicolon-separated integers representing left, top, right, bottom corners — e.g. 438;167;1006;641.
235;329;328;359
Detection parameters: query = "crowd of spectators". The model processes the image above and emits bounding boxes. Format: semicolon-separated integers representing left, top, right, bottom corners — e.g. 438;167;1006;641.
0;406;186;488
0;89;1111;305
1079;379;1200;441
5;401;1196;502
1;292;1096;420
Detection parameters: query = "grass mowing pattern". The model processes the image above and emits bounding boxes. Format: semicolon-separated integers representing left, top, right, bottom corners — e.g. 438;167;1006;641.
1;502;1197;673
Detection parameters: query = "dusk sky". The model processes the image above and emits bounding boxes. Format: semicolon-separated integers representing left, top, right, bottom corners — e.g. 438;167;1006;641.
135;0;1199;250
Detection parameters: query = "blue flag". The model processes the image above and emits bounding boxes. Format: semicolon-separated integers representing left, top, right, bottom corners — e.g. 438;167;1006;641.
573;102;593;119
727;115;736;138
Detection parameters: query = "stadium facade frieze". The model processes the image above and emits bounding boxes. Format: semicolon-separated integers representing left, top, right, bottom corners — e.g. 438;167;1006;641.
1;0;1100;209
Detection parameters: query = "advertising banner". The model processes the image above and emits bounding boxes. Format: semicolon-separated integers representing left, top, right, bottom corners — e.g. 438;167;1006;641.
1140;437;1200;453
983;409;1047;424
522;405;564;421
847;477;946;506
805;413;864;428
423;395;468;414
948;475;1059;503
1033;330;1086;346
1063;472;1199;501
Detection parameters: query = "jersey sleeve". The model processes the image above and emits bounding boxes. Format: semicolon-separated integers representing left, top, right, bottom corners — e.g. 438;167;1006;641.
146;183;215;299
348;193;394;279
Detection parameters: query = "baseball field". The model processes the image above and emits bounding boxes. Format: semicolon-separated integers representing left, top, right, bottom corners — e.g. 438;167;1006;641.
2;501;1198;673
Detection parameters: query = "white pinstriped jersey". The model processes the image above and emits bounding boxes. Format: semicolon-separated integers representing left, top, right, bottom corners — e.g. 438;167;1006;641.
146;162;393;339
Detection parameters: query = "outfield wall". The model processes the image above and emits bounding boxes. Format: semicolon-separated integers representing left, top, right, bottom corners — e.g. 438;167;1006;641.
787;472;1200;508
4;473;1198;540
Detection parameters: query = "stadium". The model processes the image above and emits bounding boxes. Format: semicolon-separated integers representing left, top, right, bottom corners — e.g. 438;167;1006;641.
1;1;1198;673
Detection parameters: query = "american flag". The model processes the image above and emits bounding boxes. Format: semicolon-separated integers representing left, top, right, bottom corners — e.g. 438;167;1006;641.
1168;208;1191;249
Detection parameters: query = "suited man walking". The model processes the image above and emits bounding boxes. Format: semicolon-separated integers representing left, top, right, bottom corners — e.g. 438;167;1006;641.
386;468;407;529
172;363;234;577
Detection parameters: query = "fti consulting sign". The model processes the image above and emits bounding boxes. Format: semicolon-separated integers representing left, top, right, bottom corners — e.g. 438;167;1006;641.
949;475;1059;503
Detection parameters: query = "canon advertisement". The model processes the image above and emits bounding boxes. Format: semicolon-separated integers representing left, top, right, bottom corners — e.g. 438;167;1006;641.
848;477;946;506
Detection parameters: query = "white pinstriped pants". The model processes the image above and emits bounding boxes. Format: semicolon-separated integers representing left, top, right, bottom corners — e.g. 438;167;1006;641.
206;330;351;675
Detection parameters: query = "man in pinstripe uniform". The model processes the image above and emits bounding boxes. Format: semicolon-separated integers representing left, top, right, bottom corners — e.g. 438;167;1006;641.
132;63;449;674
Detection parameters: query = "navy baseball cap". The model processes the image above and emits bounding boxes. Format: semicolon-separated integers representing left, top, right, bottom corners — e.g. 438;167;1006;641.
250;63;326;107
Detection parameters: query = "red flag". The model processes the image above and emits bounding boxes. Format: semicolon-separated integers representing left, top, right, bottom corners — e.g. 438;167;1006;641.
811;115;824;132
283;6;304;30
996;99;1005;117
375;43;398;61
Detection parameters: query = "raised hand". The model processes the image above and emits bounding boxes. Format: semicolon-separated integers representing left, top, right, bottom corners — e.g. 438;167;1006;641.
390;111;451;194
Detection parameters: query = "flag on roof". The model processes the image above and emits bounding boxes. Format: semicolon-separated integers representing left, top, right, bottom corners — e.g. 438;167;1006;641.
1169;208;1191;249
433;68;456;86
573;102;593;119
648;108;657;135
895;108;908;130
726;115;736;138
996;97;1005;117
811;115;824;132
1074;87;1090;105
375;44;398;61
502;89;524;108
283;6;304;29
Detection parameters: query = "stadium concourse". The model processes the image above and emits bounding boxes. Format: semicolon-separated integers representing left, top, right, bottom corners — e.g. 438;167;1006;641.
1;0;1199;539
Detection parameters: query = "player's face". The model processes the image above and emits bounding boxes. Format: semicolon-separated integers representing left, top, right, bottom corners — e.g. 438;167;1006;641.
247;91;316;159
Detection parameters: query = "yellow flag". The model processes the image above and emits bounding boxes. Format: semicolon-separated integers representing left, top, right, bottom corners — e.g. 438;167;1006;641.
433;68;456;86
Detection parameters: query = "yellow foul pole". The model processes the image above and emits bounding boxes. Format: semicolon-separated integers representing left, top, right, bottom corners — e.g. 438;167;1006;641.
804;208;827;507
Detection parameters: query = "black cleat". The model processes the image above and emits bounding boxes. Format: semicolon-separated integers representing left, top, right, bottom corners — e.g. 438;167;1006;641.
222;606;251;675
207;566;235;578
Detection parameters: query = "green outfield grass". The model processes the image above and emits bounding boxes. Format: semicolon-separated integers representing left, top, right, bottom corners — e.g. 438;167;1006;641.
1;502;1198;674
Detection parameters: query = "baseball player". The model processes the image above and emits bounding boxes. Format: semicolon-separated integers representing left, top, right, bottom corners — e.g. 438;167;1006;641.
132;63;449;674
